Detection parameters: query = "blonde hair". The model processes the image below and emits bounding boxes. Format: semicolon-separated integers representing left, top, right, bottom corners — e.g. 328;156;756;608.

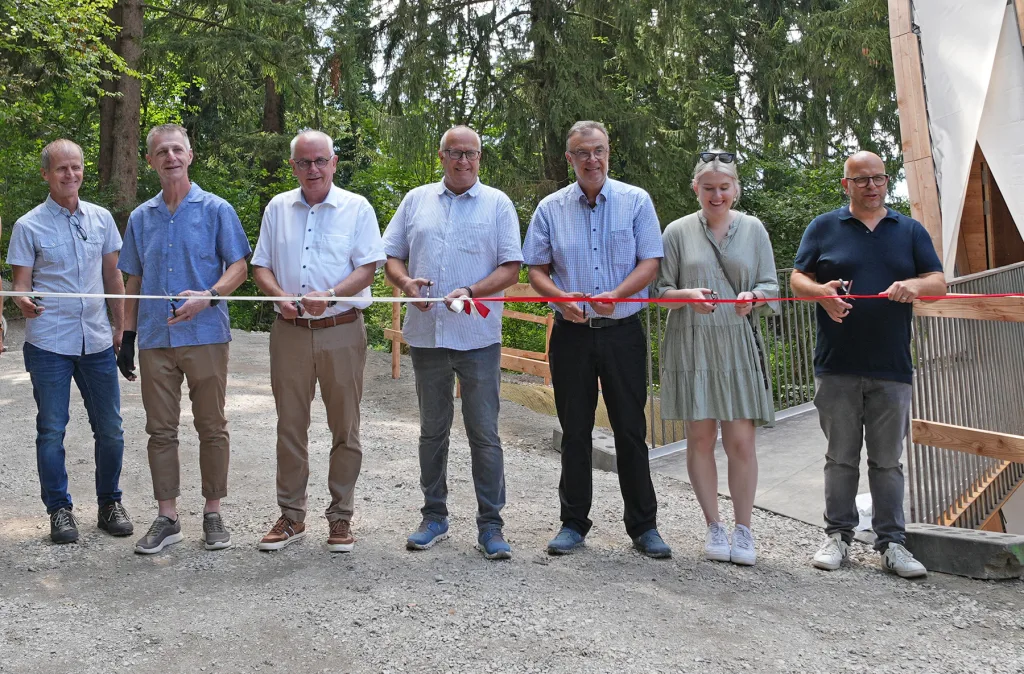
692;149;741;201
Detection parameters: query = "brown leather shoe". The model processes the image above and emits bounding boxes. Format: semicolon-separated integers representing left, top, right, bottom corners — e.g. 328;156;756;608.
327;519;354;552
258;515;306;551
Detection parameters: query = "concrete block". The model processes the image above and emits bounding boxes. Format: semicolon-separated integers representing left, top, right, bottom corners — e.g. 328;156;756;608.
550;429;634;474
904;523;1024;580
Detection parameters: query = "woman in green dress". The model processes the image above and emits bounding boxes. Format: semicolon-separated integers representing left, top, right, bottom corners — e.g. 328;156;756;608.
654;150;778;566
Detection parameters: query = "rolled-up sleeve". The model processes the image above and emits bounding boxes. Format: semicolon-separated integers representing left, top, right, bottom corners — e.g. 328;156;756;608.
495;196;524;265
633;193;663;261
522;205;552;266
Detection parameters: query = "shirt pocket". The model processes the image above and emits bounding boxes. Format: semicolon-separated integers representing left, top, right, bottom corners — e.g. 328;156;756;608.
609;225;637;273
456;224;493;255
318;233;352;267
39;239;70;264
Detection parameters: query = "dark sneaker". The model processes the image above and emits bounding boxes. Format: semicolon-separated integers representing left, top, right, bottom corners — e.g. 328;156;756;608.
258;515;306;551
476;529;512;560
327;519;354;553
406;519;449;550
546;527;585;555
49;507;79;544
98;502;134;536
202;512;232;550
134;515;183;554
633;529;672;559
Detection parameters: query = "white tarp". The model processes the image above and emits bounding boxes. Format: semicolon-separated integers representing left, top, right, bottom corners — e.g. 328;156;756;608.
914;0;1007;275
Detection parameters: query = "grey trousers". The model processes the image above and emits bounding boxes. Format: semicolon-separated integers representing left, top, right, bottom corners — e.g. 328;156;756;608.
814;374;912;551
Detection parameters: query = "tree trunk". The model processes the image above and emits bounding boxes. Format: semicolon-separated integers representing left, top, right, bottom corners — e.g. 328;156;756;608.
530;0;569;191
98;0;143;232
260;75;285;210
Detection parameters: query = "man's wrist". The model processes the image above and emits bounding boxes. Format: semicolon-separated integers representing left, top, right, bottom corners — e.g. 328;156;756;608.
207;288;221;306
463;286;474;298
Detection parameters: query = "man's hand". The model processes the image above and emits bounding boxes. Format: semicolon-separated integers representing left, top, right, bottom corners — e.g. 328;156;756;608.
588;291;618;317
277;300;300;320
402;277;434;312
734;291;756;317
819;280;853;323
555;292;587;322
113;329;124;355
883;279;920;304
0;314;6;355
300;290;332;317
116;330;137;381
167;290;212;325
15;295;43;318
444;286;471;311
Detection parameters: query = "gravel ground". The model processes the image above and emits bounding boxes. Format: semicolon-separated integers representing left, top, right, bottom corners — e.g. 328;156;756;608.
1;320;1023;674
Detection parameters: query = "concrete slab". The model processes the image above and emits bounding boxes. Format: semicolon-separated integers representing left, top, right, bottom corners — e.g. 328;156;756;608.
905;523;1024;579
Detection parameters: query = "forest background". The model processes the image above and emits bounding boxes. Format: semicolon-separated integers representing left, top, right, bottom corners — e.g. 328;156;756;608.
0;0;907;353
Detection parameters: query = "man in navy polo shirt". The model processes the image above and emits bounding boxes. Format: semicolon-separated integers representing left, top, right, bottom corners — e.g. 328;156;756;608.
791;151;945;579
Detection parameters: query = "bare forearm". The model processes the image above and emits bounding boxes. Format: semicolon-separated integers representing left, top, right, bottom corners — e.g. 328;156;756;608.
213;258;248;295
252;266;287;299
333;263;377;297
104;271;126;331
124;275;141;331
528;265;563;297
467;261;520;297
910;272;947;297
789;270;823;297
613;258;660;298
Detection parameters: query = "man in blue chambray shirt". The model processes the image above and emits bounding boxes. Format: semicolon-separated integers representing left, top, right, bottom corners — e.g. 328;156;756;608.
117;124;252;555
383;125;523;560
6;139;133;544
522;120;671;558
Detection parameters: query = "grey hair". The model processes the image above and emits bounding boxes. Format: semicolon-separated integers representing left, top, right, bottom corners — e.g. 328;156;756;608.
565;121;609;151
692;149;741;200
41;139;84;171
146;124;191;153
290;129;335;158
439;125;481;153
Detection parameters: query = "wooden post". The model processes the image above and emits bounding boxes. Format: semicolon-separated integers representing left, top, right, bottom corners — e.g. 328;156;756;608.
889;0;943;260
1015;0;1024;48
391;285;401;379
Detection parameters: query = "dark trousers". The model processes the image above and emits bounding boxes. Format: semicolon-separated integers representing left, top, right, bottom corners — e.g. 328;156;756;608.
548;318;658;539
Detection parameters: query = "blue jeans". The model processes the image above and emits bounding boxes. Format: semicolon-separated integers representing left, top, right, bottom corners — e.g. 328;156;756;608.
814;374;911;551
23;343;125;513
410;344;505;531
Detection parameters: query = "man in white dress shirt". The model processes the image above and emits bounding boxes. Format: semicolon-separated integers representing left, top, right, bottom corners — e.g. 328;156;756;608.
252;129;386;552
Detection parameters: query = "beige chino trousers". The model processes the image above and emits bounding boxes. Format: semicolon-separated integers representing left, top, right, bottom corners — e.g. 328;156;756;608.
139;343;231;501
270;316;367;523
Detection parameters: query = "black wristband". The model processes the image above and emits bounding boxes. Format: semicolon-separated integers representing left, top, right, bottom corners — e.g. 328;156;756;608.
122;330;136;345
464;286;474;298
208;288;221;306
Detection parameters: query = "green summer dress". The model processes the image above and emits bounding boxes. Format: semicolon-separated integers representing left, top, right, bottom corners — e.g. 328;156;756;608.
654;211;779;426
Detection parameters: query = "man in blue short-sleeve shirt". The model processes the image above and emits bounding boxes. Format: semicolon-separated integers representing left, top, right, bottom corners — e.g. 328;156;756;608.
522;120;670;559
791;150;945;579
117;124;251;555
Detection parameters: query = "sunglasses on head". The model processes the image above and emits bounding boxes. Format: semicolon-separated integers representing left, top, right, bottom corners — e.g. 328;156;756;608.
699;152;735;164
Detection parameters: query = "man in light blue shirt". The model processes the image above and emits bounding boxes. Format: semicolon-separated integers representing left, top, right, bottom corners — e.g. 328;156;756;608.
117;124;251;554
6;139;133;543
383;125;523;559
523;120;671;558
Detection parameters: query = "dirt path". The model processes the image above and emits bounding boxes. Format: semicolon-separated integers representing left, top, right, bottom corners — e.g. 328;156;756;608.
1;323;1022;673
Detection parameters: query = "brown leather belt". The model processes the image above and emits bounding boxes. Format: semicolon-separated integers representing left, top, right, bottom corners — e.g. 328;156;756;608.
278;308;360;330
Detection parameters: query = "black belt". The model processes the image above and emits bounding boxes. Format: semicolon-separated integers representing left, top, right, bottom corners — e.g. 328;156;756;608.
555;313;641;329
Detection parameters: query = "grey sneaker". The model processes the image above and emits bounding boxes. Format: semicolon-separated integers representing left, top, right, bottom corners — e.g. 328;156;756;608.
202;512;232;550
98;502;134;536
49;507;80;544
135;515;183;554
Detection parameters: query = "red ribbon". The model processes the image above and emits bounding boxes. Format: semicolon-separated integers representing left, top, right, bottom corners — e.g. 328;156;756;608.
472;292;1024;305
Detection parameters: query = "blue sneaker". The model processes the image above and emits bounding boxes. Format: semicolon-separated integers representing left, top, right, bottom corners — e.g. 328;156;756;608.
476;529;512;560
632;529;672;559
406;519;449;550
546;527;585;555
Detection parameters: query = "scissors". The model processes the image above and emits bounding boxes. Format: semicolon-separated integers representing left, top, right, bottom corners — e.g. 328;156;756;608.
164;288;180;318
704;290;719;312
836;279;854;296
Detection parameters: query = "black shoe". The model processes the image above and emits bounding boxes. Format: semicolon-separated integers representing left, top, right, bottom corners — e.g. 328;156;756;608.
49;508;80;544
98;502;134;536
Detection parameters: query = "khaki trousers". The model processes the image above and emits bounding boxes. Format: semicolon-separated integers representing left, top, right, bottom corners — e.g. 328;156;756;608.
139;343;230;501
270;316;366;523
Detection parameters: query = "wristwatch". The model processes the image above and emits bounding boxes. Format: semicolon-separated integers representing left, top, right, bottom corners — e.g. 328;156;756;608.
328;287;338;307
208;288;221;306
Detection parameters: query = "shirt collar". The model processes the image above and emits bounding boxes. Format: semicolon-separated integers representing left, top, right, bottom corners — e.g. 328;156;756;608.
570;178;610;205
44;194;81;218
838;204;899;223
294;183;340;208
436;178;481;198
147;182;203;209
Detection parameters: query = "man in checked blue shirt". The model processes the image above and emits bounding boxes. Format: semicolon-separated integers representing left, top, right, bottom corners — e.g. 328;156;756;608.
383;125;523;559
6;139;133;544
523;120;671;558
116;124;252;554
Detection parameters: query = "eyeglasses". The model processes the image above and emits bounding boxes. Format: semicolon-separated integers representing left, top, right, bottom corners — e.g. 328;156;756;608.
443;149;481;161
293;157;332;171
699;152;735;164
67;213;88;241
569;147;608;162
845;174;890;188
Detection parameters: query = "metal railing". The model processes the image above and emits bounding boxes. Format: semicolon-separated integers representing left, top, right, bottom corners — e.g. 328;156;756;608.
646;268;817;448
908;262;1024;527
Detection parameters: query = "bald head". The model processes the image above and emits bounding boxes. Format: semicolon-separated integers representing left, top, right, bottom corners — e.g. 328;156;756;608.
844;151;885;178
842;150;889;214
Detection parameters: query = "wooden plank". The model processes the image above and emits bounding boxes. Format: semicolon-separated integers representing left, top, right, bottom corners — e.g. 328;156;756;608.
888;0;913;38
904;157;942;254
892;33;930;163
391;285;402;378
500;353;551;379
507;282;541;297
503;346;548;362
913;295;1024;322
1016;0;1024;48
502;309;551;324
936;460;1010;526
960;146;987;273
912;420;1024;462
384;328;407;344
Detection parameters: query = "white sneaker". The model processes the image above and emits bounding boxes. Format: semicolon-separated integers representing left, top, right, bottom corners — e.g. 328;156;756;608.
730;524;756;566
704;522;731;562
881;543;928;578
812;533;849;570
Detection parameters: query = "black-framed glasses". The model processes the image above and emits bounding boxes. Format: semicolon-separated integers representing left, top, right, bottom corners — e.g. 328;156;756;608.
569;147;607;162
67;213;88;241
443;149;481;161
293;157;331;171
846;174;890;188
699;152;735;164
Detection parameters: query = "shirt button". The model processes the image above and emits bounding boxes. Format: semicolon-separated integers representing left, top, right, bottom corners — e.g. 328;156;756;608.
170;220;174;224
302;284;306;288
169;268;173;272
305;247;309;250
169;243;173;247
303;265;307;268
